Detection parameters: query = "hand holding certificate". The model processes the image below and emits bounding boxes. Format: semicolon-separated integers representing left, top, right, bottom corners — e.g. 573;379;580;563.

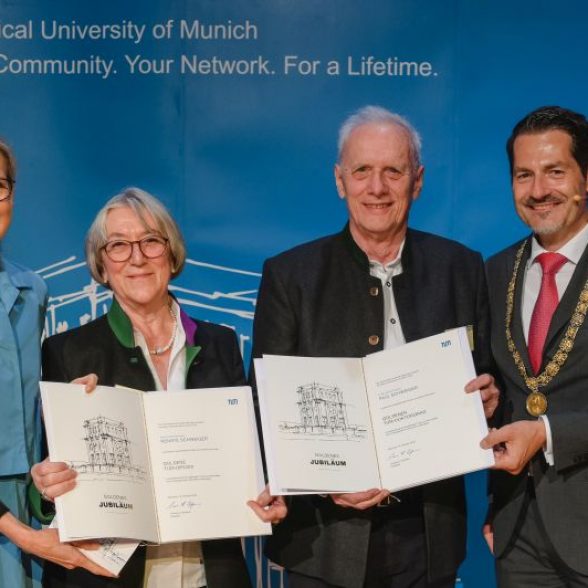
40;384;271;544
255;327;495;495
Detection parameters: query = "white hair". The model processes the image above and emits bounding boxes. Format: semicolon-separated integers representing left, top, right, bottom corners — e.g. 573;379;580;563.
337;105;422;169
85;187;186;285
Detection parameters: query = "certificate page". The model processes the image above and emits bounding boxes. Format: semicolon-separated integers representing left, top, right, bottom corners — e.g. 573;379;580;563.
259;355;380;494
49;519;139;576
41;383;159;542
362;328;494;492
143;386;270;543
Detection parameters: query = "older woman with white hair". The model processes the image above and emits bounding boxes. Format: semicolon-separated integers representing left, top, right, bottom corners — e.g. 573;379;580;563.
31;187;284;588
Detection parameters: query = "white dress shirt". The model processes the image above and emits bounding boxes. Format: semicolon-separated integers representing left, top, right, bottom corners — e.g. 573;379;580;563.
369;240;406;350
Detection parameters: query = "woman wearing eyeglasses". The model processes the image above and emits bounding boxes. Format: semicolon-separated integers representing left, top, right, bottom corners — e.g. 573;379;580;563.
31;187;285;588
0;140;114;584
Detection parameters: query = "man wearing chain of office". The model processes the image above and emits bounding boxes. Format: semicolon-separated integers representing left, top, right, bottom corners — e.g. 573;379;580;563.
482;105;588;587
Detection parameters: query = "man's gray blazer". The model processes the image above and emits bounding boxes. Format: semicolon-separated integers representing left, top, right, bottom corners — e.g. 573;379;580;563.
487;237;588;574
251;225;492;588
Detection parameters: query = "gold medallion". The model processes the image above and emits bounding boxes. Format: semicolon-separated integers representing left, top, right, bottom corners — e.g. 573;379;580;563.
526;391;548;417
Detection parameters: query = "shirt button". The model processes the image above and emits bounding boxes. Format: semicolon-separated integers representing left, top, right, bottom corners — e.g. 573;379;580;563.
369;286;379;296
386;281;392;287
368;335;380;346
390;318;397;325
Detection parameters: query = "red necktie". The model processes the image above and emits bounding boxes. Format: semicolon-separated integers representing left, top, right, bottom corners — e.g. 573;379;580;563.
528;252;568;374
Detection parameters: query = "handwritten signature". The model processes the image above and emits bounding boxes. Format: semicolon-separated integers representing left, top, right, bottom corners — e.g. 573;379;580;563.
167;499;199;513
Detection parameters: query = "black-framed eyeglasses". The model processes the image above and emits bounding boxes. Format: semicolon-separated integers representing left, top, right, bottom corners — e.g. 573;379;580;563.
0;177;14;202
102;236;169;262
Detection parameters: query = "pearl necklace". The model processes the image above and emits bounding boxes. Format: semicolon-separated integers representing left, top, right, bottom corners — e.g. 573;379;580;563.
149;304;177;356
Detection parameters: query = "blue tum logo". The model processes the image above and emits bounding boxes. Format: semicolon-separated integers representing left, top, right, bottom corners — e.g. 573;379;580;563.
441;339;451;348
227;398;239;405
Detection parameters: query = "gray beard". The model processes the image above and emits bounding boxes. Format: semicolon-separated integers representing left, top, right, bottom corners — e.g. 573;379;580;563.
529;217;564;236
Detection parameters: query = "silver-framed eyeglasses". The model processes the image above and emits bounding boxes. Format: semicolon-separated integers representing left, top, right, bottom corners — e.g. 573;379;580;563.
0;177;14;202
102;235;169;262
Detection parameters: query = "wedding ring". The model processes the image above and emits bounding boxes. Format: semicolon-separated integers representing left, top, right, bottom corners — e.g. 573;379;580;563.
40;487;54;502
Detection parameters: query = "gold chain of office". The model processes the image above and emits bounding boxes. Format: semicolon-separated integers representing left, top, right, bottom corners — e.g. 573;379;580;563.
505;239;588;415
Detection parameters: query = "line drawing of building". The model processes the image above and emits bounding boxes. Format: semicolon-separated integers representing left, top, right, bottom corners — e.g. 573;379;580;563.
77;415;145;478
299;382;349;433
280;381;367;440
66;415;145;480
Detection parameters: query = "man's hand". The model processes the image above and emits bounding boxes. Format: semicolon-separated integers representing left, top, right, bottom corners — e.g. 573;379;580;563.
465;373;499;419
247;485;287;524
329;489;390;510
31;458;77;502
482;522;494;555
480;420;546;475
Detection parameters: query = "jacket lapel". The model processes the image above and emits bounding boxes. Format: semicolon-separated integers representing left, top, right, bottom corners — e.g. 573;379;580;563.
0;272;19;316
179;308;202;375
542;241;588;361
393;230;451;343
511;240;533;374
393;233;422;344
0;259;34;316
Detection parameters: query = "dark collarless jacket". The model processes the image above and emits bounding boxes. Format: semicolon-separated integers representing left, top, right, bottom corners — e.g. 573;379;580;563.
250;225;492;588
41;298;252;588
487;238;588;574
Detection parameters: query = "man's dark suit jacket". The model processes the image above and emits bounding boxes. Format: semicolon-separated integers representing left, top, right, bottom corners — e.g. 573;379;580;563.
487;238;588;574
251;225;492;588
40;299;252;588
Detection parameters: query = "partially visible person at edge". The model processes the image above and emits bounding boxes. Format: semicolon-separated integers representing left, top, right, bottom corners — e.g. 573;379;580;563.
249;105;500;588
30;187;285;588
0;139;113;584
481;106;588;587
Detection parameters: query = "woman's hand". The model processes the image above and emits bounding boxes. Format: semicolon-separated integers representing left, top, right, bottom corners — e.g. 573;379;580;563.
0;513;115;576
247;485;287;525
71;373;98;394
31;458;76;502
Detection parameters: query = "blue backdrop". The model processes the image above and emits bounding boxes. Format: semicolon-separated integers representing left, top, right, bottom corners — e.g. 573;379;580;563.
2;1;586;586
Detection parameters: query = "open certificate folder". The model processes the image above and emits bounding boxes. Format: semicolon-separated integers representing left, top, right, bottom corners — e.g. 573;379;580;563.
255;327;494;495
40;383;271;543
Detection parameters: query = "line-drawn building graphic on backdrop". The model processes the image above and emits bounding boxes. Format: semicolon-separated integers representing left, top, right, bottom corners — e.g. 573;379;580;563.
37;255;259;358
36;253;286;588
280;381;367;440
